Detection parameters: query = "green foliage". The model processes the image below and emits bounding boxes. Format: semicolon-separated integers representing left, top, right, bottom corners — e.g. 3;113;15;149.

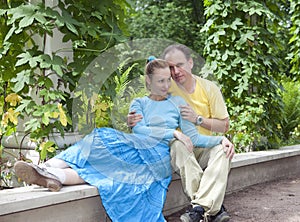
93;62;147;133
201;0;289;150
0;91;19;187
0;0;131;162
111;75;147;133
227;96;265;152
127;1;206;55
279;79;300;143
287;0;300;80
0;152;13;188
0;0;299;173
127;0;300;150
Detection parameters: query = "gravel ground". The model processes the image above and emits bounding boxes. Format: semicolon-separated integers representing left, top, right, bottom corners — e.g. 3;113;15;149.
166;175;300;222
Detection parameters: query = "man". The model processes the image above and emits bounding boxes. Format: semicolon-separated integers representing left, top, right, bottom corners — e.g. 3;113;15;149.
128;44;234;222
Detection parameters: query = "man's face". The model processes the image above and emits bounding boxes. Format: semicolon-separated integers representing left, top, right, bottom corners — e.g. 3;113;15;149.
164;49;193;85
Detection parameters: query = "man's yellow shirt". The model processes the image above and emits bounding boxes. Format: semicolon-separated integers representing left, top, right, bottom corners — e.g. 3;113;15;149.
169;75;229;136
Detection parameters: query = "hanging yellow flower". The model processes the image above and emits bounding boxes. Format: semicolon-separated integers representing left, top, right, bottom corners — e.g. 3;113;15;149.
5;93;22;106
1;108;20;127
57;103;67;126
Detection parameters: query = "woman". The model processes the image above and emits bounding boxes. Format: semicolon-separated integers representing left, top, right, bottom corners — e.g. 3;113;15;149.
14;57;233;222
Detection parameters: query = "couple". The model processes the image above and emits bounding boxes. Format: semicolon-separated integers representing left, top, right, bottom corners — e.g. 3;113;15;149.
14;52;234;222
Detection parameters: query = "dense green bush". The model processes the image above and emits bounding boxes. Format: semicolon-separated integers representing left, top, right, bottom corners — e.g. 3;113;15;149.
0;0;131;187
126;0;300;151
0;0;131;162
280;80;300;144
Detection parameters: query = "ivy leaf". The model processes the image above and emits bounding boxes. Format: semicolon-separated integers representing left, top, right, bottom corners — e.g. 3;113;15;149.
61;9;79;35
222;53;228;61
0;9;6;16
43;76;54;88
49;111;59;119
244;31;255;41
15;51;42;68
16;52;32;67
15;99;32;113
40;54;52;69
0;42;11;59
52;55;64;76
237;31;255;48
42;112;50;125
201;18;214;33
40;143;47;160
29;56;40;68
19;15;35;28
34;13;47;24
39;141;56;161
4;24;17;42
66;23;78;36
205;2;223;17
32;108;45;117
213;35;219;44
11;70;31;92
6;5;30;25
25;118;41;132
231;18;243;30
248;3;268;16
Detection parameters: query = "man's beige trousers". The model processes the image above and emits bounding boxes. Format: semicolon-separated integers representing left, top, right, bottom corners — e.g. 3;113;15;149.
170;140;231;215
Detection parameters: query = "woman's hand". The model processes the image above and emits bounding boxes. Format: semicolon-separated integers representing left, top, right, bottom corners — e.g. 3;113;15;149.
221;137;235;159
127;110;143;127
173;130;194;153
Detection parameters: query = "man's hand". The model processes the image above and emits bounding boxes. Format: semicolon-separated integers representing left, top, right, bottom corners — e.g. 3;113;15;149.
127;110;143;128
179;104;198;124
221;137;235;160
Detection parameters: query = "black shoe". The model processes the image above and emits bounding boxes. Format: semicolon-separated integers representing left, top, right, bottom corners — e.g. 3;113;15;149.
180;205;204;222
210;205;230;222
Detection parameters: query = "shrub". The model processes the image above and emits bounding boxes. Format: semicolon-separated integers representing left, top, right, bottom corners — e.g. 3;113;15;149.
280;80;300;144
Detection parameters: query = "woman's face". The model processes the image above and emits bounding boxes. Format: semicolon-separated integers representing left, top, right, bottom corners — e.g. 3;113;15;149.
147;67;172;97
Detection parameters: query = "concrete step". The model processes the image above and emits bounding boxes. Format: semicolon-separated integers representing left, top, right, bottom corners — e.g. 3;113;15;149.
1;145;299;222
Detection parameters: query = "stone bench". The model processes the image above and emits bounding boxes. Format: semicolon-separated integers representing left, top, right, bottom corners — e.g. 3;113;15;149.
1;144;300;222
164;144;300;214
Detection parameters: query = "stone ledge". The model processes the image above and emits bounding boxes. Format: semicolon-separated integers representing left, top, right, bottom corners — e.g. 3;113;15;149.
1;144;300;221
0;184;99;216
163;144;300;215
226;145;300;194
230;145;300;168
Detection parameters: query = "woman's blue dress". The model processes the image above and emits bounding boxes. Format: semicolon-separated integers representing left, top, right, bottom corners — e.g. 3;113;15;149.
55;95;223;222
